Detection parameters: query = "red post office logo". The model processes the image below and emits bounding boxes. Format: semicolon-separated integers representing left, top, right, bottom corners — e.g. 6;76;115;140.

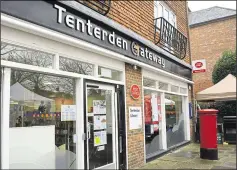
130;84;140;99
195;62;203;68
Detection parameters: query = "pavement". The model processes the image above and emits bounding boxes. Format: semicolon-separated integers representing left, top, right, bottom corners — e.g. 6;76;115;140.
140;143;236;169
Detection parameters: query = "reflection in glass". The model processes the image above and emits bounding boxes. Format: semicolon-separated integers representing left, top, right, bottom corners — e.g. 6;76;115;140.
171;85;179;93
158;82;168;91
143;78;156;88
1;42;53;68
144;90;163;157
87;88;113;169
165;94;185;148
59;56;94;75
9;70;76;169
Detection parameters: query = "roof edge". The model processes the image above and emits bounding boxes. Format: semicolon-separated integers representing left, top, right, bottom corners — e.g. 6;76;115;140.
189;14;236;28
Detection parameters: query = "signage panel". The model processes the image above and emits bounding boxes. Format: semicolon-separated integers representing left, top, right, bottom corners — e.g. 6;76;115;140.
1;0;192;79
192;59;206;73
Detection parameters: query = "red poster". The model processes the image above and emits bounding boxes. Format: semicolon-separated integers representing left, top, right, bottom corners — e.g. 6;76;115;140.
144;95;152;124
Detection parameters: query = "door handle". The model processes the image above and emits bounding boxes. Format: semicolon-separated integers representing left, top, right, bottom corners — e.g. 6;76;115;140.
87;123;91;139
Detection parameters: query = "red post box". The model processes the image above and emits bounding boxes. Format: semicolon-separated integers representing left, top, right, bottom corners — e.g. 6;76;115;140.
198;109;219;160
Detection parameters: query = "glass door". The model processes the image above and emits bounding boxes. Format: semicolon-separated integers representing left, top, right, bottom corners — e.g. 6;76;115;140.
86;83;117;169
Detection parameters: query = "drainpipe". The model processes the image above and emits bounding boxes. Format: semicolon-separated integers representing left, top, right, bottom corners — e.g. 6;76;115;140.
185;1;196;142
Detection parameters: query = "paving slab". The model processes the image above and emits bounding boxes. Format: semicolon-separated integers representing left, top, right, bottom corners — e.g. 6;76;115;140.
141;143;236;170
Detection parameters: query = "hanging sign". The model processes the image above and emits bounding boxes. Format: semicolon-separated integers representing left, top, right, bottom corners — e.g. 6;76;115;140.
192;59;206;73
130;84;140;99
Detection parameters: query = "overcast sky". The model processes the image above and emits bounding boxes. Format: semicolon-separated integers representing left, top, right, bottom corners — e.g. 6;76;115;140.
188;1;236;12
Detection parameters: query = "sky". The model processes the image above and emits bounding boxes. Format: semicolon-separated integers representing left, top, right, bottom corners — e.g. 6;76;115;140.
188;1;236;12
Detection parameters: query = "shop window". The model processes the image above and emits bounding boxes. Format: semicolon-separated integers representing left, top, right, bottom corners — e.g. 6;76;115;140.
171;85;179;93
59;56;94;75
1;42;53;68
98;66;122;81
180;87;187;94
143;77;156;88
165;94;185;148
158;81;168;91
144;89;163;157
9;69;76;169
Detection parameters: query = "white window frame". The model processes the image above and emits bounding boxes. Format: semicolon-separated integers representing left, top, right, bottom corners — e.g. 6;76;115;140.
154;1;177;28
143;69;190;161
1;19;126;170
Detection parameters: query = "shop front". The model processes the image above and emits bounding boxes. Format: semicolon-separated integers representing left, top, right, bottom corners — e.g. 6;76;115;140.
1;1;193;169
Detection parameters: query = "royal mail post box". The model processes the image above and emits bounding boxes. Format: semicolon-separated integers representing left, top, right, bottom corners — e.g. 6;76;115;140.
198;109;219;160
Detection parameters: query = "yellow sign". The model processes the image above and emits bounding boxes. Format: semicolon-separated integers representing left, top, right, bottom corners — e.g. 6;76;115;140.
95;136;101;145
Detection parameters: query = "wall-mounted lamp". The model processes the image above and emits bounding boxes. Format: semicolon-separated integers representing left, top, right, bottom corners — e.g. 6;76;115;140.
133;65;138;70
188;84;192;90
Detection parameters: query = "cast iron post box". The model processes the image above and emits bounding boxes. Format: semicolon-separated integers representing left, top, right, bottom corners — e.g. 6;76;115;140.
198;109;219;160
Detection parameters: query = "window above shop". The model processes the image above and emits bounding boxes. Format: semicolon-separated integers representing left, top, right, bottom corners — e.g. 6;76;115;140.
98;66;122;81
171;85;179;93
158;81;168;91
59;56;94;76
180;87;187;94
1;42;53;68
143;76;187;96
143;78;156;88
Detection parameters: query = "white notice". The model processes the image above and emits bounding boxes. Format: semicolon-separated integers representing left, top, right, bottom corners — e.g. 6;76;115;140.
93;100;106;115
129;107;142;130
94;115;107;130
61;105;76;121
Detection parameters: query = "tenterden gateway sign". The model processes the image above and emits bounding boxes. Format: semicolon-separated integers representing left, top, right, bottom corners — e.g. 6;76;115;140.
1;1;192;79
54;4;166;68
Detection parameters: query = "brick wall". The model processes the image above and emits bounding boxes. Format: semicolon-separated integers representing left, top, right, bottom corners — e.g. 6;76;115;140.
107;1;191;64
125;63;144;169
190;17;236;95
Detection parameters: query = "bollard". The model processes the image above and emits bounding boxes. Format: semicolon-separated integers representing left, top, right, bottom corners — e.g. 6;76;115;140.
198;109;219;160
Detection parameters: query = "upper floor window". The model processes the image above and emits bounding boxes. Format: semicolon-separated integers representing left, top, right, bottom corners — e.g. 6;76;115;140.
154;1;176;28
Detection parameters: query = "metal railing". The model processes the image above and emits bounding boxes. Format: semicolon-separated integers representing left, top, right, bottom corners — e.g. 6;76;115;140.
77;0;111;15
154;17;188;60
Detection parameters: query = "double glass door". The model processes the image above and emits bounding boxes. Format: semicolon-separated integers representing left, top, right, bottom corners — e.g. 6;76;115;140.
86;83;118;169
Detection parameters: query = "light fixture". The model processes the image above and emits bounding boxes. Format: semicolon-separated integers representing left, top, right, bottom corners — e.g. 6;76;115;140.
133;65;138;70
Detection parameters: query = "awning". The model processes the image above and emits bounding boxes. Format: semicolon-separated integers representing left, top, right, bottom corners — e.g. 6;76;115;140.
196;74;236;101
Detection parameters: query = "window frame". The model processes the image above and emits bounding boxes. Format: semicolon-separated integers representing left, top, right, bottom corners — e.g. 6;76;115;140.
154;1;177;28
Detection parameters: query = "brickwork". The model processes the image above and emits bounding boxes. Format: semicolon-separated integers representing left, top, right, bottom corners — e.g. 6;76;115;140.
125;63;144;169
107;1;191;64
190;17;236;95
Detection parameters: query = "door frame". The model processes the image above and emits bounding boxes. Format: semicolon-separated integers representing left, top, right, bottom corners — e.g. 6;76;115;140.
83;79;126;169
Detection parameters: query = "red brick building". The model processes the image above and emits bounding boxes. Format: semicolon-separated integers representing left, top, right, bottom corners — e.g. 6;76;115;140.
189;7;236;95
1;1;193;169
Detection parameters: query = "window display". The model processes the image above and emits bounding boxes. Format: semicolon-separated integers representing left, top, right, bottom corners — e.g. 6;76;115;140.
9;70;76;169
165;94;185;148
144;90;163;157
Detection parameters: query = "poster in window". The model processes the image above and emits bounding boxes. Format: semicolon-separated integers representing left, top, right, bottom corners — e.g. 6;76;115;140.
93;100;106;115
94;115;107;130
151;93;159;122
144;96;152;124
94;130;107;146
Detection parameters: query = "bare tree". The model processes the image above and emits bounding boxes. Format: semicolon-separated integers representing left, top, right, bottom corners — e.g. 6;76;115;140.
1;42;93;96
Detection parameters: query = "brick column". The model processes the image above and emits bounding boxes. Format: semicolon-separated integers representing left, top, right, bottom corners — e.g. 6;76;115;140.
125;63;145;169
